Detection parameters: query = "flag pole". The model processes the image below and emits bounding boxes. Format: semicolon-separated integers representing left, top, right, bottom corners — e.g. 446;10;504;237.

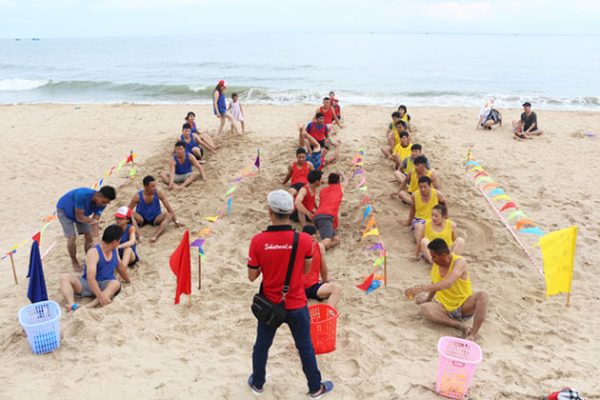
383;251;387;287
198;253;202;290
9;253;18;285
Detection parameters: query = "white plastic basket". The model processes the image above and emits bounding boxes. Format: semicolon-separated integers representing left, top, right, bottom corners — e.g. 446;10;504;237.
18;300;61;354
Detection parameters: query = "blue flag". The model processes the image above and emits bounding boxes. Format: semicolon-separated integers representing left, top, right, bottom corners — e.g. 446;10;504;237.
363;205;373;219
27;240;48;303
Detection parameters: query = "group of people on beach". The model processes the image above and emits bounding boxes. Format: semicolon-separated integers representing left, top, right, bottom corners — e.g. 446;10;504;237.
478;99;544;140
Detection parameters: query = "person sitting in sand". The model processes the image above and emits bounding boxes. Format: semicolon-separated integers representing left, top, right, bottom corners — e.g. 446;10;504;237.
316;97;343;130
404;238;489;341
329;91;341;121
129;175;183;243
213;80;241;135
398;105;412;131
395;155;439;205
477;99;502;130
305;112;330;149
59;224;131;312
398;144;429;181
160;141;206;190
512;101;544;139
405;176;446;233
414;204;464;264
381;117;408;160
391;131;412;170
312;172;345;251
228;92;245;134
302;225;342;307
293;170;322;227
282;147;314;197
246;190;334;397
299;123;340;169
56;185;116;271
185;111;218;153
180;122;204;161
113;206;139;266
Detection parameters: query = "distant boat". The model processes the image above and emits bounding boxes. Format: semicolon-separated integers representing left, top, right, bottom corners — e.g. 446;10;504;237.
31;38;40;41
15;38;21;41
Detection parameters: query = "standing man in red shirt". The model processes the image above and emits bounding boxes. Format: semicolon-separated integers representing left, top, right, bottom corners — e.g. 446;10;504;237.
312;172;345;250
246;190;334;397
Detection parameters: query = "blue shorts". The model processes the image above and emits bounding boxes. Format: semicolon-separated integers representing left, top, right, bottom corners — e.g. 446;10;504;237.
78;277;119;298
305;282;325;301
411;218;425;231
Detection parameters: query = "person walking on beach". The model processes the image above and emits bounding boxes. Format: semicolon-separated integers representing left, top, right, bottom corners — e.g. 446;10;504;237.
160;141;206;190
128;175;183;243
246;190;334;397
228;92;245;133
404;238;489;341
213;80;240;135
512;101;544;138
59;224;131;312
56;186;116;271
302;225;342;307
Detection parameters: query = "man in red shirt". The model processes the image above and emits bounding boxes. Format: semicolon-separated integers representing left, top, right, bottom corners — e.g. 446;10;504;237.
293;170;322;227
302;225;342;307
282;148;314;196
312;172;345;250
246;190;333;397
315;97;342;130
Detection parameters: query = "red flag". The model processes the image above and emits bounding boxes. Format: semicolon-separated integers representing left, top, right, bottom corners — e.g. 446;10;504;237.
500;201;517;212
32;231;41;243
360;195;371;205
126;153;134;164
356;273;374;291
169;230;191;304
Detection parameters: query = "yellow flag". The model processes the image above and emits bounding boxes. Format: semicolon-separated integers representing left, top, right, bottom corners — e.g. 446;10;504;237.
539;226;577;297
362;228;379;238
204;216;220;222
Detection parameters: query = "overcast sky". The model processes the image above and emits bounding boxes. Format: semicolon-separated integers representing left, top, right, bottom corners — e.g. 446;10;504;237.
0;0;598;38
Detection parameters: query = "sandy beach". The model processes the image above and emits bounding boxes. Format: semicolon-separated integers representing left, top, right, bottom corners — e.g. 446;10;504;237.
0;104;599;399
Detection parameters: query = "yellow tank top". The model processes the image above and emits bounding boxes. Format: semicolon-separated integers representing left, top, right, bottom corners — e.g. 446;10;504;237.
392;125;400;146
393;142;412;162
424;219;453;247
400;114;409;123
414;188;438;220
408;170;432;194
431;255;472;312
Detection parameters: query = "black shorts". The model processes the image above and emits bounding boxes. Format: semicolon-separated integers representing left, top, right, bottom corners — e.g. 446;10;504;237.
290;182;305;192
318;140;330;150
305;282;325;300
140;217;158;227
290;209;312;223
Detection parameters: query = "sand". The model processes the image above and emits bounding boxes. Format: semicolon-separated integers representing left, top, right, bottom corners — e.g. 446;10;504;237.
0;104;599;399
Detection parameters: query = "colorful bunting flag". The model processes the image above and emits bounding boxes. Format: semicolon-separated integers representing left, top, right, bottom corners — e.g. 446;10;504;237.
359;186;368;192
483;182;500;191
362;228;379;238
364;216;376;231
488;188;505;197
129;167;137;177
507;210;526;220
225;186;236;197
492;194;511;201
367;243;384;252
360;195;371;205
500;202;517;212
227;197;233;213
363;205;373;219
520;227;545;236
356;273;374;291
516;218;535;231
204;216;220;222
474;171;488;179
475;176;493;184
372;256;385;267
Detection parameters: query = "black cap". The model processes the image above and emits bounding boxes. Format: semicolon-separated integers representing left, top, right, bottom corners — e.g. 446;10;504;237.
522;102;531;107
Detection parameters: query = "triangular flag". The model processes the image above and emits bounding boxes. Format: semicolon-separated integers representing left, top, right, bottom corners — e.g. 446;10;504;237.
488;188;505;197
473;171;488;179
254;152;261;169
500;202;517;212
359;186;368;192
355;176;367;189
169;231;191;305
483;182;499;191
366;279;381;294
470;166;484;172
126;153;134;164
198;227;211;237
507;210;526;220
516;218;535;231
32;231;41;243
98;178;103;188
27;241;48;303
352;168;364;178
475;176;493;184
41;215;57;222
520;227;545;236
204;216;220;222
539;226;577;297
360;195;371;205
372;256;385;267
190;238;205;247
227;196;233;213
364;216;376;231
362;228;379;238
363;205;373;219
225;186;236;197
115;159;126;172
367;243;384;252
356;273;374;291
129;167;137;177
465;161;479;167
492;194;511;201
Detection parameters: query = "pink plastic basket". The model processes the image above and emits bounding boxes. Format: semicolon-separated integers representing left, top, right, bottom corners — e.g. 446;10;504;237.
436;336;482;399
309;304;339;355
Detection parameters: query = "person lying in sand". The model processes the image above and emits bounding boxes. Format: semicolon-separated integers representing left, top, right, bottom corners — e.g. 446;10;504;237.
293;170;322;228
405;238;488;341
160;141;206;190
59;224;130;312
56;185;116;271
302;225;342;307
394;155;440;205
413;204;464;264
312;172;346;251
406;176;446;234
282;147;314;197
129;175;183;243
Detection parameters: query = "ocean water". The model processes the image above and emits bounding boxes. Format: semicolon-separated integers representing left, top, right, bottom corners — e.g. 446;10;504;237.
1;33;599;109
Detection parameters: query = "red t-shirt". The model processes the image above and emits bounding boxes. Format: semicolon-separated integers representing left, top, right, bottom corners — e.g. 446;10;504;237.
248;226;313;310
303;241;321;288
291;162;310;185
319;106;335;124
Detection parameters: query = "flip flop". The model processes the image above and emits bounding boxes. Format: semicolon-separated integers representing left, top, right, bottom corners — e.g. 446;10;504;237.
308;381;334;399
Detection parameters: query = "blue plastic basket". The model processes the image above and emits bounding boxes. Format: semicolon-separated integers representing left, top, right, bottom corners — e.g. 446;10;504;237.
18;300;61;354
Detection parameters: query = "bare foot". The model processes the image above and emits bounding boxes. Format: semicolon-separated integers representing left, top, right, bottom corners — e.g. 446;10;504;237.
150;237;158;243
459;325;472;337
465;332;481;342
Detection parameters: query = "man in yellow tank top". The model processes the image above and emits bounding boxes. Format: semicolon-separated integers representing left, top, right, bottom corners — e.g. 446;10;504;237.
404;239;489;341
380;112;402;159
405;176;446;234
391;131;412;169
394;155;440;205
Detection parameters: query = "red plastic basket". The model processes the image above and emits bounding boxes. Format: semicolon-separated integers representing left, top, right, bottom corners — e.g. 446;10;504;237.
309;304;339;355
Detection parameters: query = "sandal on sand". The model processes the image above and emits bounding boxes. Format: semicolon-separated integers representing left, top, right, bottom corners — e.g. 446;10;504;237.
247;374;264;395
308;381;334;399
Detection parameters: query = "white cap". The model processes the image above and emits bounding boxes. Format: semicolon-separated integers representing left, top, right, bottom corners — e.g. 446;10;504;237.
267;190;294;214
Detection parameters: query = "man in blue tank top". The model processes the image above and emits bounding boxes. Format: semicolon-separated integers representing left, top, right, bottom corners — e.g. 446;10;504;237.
128;175;183;243
59;225;131;312
56;186;116;272
160;141;206;190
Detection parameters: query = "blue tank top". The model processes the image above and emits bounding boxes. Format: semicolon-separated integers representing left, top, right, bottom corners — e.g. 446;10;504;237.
307;152;322;171
190;122;198;133
119;223;139;262
180;134;199;153
135;190;162;221
83;244;117;281
174;152;193;175
214;91;227;114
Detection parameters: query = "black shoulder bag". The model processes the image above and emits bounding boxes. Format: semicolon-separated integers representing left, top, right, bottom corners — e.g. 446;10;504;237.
251;232;299;328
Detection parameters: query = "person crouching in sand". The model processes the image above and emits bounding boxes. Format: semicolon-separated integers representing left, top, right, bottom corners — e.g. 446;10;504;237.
59;224;131;312
404;238;488;341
